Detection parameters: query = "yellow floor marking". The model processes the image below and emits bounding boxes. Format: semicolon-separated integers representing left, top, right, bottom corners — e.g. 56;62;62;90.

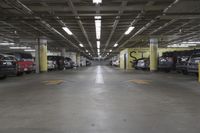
43;80;64;85
128;79;152;85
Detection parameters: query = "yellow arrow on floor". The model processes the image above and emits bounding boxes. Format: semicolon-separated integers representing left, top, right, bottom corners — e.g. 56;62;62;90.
43;80;64;85
128;79;152;85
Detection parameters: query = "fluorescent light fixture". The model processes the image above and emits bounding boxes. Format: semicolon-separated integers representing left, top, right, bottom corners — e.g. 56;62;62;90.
167;43;197;48
124;26;135;35
113;43;118;47
62;27;73;35
98;52;100;56
182;41;200;44
95;19;101;40
107;53;109;55
109;49;112;52
97;49;100;53
89;53;91;55
24;49;36;52
97;41;100;49
93;0;102;4
95;16;101;20
0;42;15;46
10;46;31;50
79;43;84;47
86;50;88;52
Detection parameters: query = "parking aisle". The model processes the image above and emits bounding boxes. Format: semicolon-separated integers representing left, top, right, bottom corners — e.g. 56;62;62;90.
0;65;200;133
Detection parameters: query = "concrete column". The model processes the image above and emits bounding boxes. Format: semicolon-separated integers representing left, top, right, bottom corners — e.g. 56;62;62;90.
150;38;158;71
35;38;40;74
39;39;48;72
61;48;66;57
198;63;200;82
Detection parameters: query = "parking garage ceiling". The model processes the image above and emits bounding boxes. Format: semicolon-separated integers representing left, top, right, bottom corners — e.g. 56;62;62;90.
0;0;200;57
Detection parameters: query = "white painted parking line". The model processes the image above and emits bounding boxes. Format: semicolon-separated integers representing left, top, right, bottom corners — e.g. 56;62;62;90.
95;66;104;84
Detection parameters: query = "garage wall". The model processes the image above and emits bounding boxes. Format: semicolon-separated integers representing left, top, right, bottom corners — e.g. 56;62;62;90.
120;47;200;70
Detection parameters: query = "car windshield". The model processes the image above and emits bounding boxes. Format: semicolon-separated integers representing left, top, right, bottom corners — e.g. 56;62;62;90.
4;56;14;60
8;53;32;61
190;54;200;63
21;53;32;59
177;56;189;62
65;58;72;61
48;56;56;60
191;54;200;58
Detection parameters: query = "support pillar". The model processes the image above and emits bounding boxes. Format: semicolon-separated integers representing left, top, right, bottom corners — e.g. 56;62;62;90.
198;63;200;82
61;48;66;57
35;38;40;74
150;38;158;72
39;39;48;72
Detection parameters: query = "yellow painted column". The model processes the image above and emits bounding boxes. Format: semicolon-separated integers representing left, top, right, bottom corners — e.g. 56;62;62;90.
39;42;48;72
199;63;200;82
150;38;158;71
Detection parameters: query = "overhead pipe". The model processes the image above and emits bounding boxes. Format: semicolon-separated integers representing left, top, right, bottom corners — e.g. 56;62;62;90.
66;0;94;53
3;0;81;51
103;1;127;54
117;0;180;49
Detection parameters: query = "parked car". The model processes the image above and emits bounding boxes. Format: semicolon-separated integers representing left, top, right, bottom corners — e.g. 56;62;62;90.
7;52;34;75
47;56;65;70
158;52;177;73
47;56;57;71
112;60;120;67
86;60;92;66
176;56;189;74
134;58;150;70
0;54;17;79
64;57;74;69
187;53;200;74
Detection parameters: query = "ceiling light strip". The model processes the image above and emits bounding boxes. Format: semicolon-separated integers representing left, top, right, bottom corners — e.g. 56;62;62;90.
62;27;73;35
124;26;135;35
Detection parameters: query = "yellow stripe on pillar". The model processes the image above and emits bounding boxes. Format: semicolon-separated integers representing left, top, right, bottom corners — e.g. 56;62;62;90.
150;38;158;71
40;44;48;72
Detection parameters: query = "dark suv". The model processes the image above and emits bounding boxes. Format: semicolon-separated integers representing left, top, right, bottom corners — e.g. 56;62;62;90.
176;55;190;74
158;52;176;73
0;54;17;79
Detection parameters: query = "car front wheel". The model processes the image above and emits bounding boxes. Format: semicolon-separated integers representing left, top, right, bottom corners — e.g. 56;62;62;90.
0;75;7;80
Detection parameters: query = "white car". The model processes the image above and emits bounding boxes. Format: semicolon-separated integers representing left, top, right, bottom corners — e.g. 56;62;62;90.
112;60;120;67
48;60;56;70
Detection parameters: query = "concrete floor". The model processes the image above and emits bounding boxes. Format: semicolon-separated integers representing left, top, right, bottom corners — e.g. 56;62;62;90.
0;65;200;133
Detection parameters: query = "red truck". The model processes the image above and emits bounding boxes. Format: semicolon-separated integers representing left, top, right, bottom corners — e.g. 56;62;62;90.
7;52;34;75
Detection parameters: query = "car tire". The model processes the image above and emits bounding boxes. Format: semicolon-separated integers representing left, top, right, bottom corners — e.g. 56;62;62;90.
25;71;32;74
182;70;188;75
16;72;23;76
165;69;170;73
0;75;7;80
